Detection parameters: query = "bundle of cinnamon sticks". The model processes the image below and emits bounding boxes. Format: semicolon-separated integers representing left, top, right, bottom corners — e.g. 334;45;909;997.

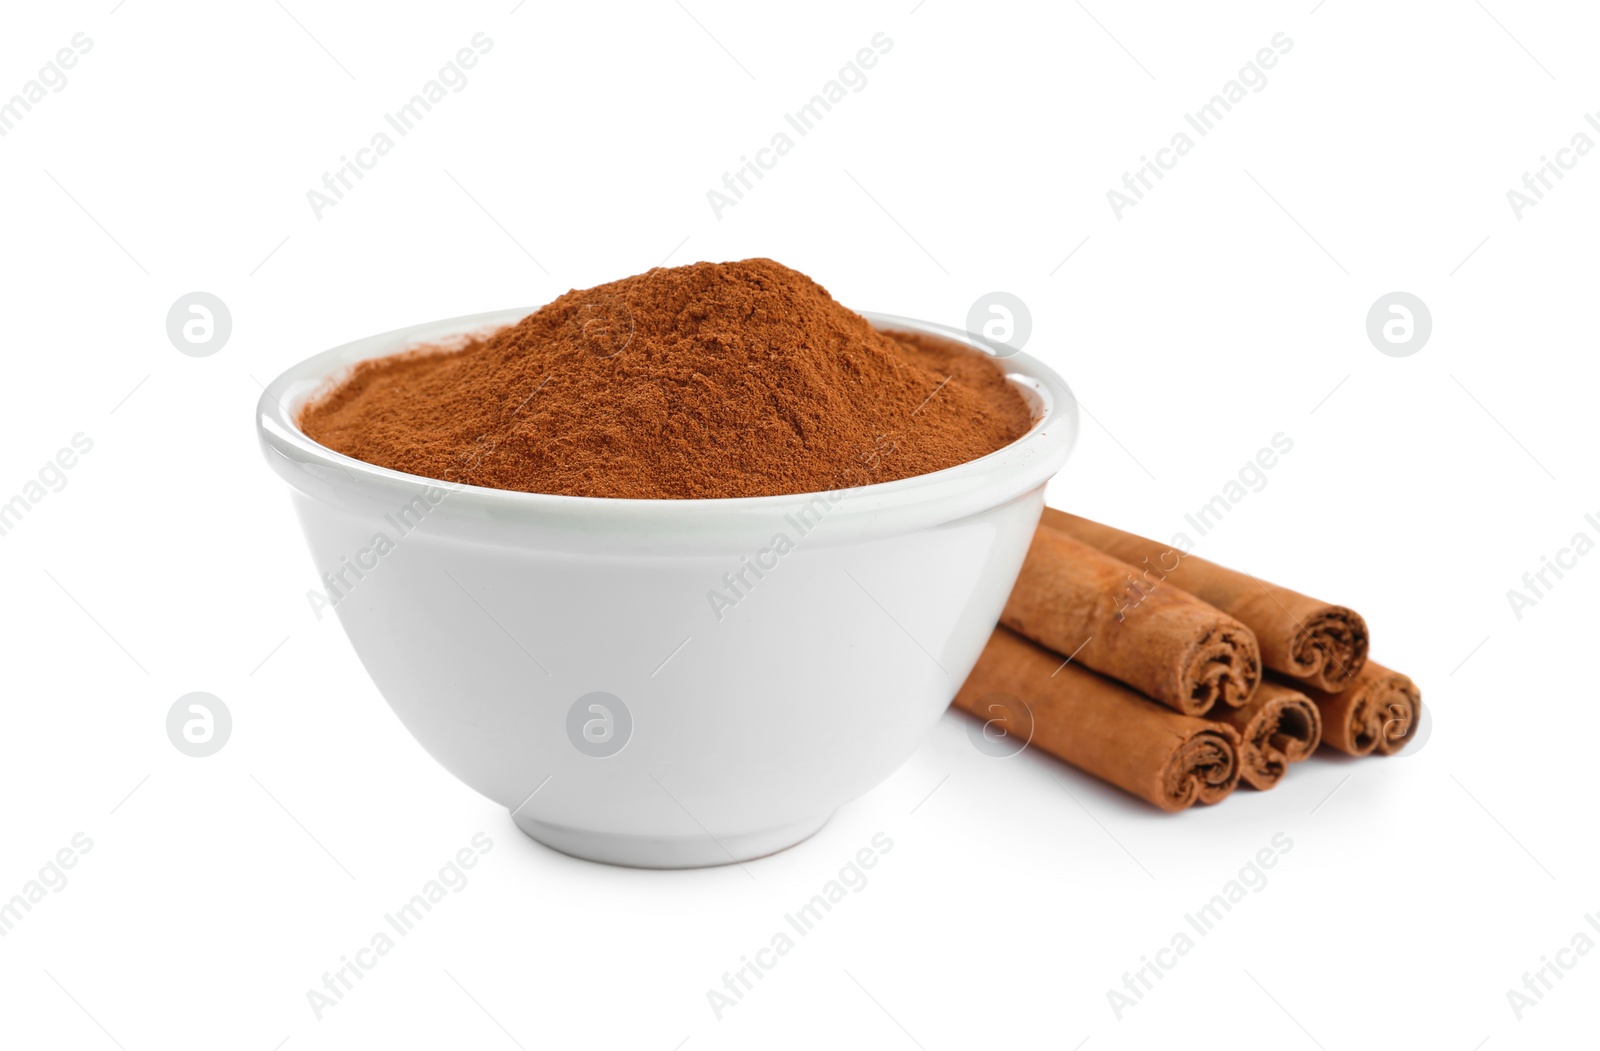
953;509;1422;811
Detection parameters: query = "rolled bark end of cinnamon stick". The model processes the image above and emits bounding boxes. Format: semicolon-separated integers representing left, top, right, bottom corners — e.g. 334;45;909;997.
1160;732;1241;809
1296;661;1421;757
952;627;1242;812
1374;674;1422;757
1183;623;1261;713
1002;526;1261;716
1040;508;1369;693
1207;681;1322;790
1285;606;1370;692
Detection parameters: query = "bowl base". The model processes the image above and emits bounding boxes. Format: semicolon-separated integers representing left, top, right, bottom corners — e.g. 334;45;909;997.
511;810;833;869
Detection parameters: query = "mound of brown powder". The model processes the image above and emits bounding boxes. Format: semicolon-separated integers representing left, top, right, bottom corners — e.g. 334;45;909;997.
298;258;1034;499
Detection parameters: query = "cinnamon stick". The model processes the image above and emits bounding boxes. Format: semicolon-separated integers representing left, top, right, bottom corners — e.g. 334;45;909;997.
1206;681;1321;789
1294;661;1421;757
1002;526;1260;715
952;627;1243;812
1042;509;1369;692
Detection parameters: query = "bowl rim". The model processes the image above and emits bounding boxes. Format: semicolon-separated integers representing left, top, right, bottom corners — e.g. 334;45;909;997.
256;307;1078;523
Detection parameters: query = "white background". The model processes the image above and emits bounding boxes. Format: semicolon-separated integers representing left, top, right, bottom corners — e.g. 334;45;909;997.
2;0;1595;1047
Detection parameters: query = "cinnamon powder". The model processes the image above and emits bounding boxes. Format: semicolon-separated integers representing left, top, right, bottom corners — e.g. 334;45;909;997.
298;258;1033;499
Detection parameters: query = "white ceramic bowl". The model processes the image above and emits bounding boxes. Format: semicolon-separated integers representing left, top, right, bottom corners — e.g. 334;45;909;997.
257;308;1077;867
